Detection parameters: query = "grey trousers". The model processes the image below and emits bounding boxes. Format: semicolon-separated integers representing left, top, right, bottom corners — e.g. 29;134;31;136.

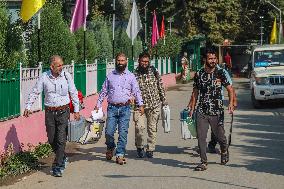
196;112;228;163
45;108;70;167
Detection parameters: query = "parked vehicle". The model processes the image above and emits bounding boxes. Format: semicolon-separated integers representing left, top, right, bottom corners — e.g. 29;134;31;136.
249;44;284;108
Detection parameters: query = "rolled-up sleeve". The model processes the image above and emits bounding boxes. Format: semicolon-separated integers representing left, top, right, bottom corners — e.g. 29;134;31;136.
97;79;108;108
131;75;143;106
25;75;44;110
66;72;80;112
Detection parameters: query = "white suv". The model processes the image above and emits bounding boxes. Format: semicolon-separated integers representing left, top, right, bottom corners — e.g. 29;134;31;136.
250;44;284;108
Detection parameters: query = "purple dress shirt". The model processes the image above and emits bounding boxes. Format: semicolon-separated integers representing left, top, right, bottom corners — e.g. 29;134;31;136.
97;69;143;108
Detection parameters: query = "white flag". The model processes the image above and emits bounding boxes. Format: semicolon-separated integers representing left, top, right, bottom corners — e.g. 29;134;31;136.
126;1;142;45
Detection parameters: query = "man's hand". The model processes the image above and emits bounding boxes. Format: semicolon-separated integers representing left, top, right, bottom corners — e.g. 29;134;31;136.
228;103;234;114
139;106;144;115
188;109;194;117
23;109;32;118
162;101;168;106
94;105;99;113
74;112;80;121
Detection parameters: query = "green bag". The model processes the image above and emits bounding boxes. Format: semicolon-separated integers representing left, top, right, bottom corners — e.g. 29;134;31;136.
186;115;197;138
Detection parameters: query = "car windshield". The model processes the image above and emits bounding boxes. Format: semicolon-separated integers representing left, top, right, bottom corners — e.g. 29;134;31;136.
254;49;284;67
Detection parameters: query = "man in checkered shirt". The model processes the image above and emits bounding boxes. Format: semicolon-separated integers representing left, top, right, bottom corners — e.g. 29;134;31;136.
133;52;167;158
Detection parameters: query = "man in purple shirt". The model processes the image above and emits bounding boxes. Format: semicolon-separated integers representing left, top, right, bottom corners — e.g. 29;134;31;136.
95;53;144;165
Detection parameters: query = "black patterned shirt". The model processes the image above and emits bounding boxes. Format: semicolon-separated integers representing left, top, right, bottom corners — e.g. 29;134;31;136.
193;67;231;115
134;66;166;109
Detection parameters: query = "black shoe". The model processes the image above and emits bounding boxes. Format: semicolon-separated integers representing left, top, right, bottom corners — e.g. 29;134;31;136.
137;148;144;158
208;144;217;154
146;151;153;158
52;167;63;177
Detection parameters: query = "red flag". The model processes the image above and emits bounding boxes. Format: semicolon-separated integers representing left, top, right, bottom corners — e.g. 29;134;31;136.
151;10;159;47
160;15;165;38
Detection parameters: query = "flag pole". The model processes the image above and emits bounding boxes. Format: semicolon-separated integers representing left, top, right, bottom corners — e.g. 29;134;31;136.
112;0;116;59
37;11;41;63
83;0;86;61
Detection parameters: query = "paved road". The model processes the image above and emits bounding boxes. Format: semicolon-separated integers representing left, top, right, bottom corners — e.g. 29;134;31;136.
3;78;284;189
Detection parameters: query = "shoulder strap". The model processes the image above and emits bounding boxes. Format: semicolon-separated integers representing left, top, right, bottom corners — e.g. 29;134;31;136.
64;71;69;84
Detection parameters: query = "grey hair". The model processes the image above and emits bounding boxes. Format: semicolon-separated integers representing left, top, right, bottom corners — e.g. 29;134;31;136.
50;55;63;65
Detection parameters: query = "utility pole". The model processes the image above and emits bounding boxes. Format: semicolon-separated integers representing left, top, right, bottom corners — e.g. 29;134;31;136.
112;0;115;59
144;0;152;47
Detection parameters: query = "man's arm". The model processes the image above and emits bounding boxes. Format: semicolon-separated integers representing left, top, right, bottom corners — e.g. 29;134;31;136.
95;78;109;109
226;85;234;114
131;75;144;115
66;72;80;113
155;69;166;104
188;88;199;117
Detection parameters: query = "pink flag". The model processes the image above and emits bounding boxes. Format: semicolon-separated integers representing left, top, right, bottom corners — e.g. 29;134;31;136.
70;0;88;33
151;10;159;47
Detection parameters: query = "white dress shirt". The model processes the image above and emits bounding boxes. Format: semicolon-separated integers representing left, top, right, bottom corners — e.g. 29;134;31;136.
25;70;80;112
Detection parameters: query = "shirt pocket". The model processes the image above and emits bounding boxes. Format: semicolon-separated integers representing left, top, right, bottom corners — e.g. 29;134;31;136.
59;84;69;96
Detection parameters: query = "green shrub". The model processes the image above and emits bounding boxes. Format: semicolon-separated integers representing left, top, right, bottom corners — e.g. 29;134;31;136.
0;2;8;68
0;143;52;179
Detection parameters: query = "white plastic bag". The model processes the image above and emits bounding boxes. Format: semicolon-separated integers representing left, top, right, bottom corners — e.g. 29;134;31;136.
161;105;171;133
91;108;104;120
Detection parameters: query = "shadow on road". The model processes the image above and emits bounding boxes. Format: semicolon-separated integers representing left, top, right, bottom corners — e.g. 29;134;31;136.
228;79;284;176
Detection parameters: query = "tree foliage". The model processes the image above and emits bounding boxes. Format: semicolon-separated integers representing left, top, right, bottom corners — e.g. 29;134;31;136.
75;29;98;64
29;0;77;67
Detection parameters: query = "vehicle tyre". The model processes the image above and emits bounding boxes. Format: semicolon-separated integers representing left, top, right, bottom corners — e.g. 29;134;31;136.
251;89;261;108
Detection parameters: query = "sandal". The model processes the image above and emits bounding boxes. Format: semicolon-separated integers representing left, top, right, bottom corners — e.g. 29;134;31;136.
194;163;208;171
221;150;229;165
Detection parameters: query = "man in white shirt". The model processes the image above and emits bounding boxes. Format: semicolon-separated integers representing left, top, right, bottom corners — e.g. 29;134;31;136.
24;55;80;177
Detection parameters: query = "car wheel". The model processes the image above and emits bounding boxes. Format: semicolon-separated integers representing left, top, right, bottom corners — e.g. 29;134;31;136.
251;89;261;109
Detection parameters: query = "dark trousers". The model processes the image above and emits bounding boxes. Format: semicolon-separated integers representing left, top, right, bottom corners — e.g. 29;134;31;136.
45;108;70;167
208;130;218;148
197;112;228;163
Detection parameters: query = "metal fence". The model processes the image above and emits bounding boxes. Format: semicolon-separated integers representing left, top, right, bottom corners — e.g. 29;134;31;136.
0;58;174;121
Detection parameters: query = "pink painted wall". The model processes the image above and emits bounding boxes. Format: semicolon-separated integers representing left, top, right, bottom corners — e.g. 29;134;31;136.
0;74;176;153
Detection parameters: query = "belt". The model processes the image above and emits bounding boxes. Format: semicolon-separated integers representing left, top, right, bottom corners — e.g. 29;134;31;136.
45;104;69;111
110;101;131;107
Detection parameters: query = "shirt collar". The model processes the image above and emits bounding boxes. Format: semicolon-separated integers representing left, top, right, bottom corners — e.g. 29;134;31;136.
113;69;129;75
47;70;64;79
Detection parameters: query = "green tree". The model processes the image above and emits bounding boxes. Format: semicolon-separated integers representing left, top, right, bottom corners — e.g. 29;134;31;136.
90;16;112;60
0;2;8;68
152;34;183;58
29;0;77;67
75;29;98;64
114;25;143;60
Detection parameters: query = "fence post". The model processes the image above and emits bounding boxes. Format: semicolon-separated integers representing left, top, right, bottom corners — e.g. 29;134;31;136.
71;60;75;80
19;62;23;115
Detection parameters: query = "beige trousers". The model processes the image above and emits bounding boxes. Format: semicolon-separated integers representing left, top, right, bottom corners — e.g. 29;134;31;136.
133;106;160;151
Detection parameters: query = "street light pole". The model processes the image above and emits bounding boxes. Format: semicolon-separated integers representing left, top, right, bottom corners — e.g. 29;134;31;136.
265;0;282;44
144;0;152;47
260;16;264;45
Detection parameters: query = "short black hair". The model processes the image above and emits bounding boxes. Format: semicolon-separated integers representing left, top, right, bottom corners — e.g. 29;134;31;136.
205;47;217;56
138;51;151;60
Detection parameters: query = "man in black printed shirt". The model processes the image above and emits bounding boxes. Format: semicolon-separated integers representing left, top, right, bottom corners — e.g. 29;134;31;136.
188;48;234;171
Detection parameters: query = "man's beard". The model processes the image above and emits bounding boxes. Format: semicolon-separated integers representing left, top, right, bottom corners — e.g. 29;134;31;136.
206;62;216;69
116;64;127;72
138;65;150;74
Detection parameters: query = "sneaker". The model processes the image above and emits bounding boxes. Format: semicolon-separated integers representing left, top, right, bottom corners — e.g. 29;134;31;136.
221;150;229;165
106;148;114;160
208;144;217;154
62;156;68;169
52;167;63;177
116;156;126;165
146;151;153;158
136;148;144;158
